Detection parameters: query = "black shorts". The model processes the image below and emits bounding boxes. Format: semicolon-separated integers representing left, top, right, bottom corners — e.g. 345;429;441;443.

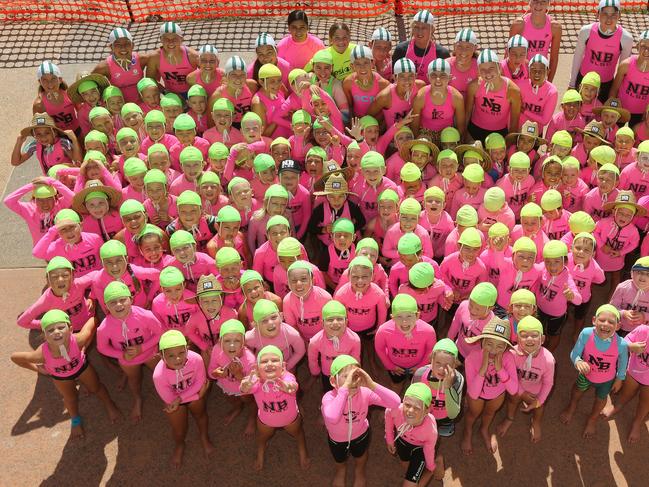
395;437;428;483
538;309;567;337
356;328;375;340
629;113;644;127
328;428;371;463
467;121;508;145
572;300;591;321
321;373;333;392
51;359;89;381
388;368;414;384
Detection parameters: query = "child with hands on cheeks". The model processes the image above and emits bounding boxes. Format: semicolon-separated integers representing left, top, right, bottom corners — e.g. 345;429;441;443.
153;330;213;468
322;355;401;487
240;345;310;471
561;305;629;439
11;310;120;439
462;318;519;455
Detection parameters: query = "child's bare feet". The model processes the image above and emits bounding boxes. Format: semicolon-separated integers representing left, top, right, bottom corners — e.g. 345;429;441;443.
70;424;85;439
600;404;618;419
481;430;498;454
117;373;128;391
352;470;366;487
461;433;473;455
628;422;644;444
582;417;598;438
332;468;346;487
559;406;575;424
202;438;216;458
106;402;122;423
254;450;265;471
171;443;184;469
433;455;445;481
130;398;143;423
496;417;513;437
244;415;256;439
530;420;542;443
299;451;311;470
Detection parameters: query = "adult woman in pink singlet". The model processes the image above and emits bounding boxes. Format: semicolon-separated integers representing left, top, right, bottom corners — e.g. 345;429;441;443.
33;61;79;133
368;58;425;128
208;56;258;128
466;49;521;143
93;28;150;104
370;27;394;81
390;10;450;83
248;33;291;91
448;28;479;98
611;31;649;126
186;45;224;98
412;59;465;146
146;22;199;98
343;45;389;118
569;0;633;102
509;0;562;82
501;35;530;88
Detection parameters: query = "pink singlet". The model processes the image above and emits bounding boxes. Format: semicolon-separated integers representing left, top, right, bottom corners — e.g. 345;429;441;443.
583;331;618;383
41;91;79;132
618;56;649;115
350;73;382;117
421;86;455;132
448;56;478;97
383;84;418;128
190;68;223;97
471;78;511;131
159;46;194;95
406;40;438;82
42;335;86;378
579;23;623;83
417;366;448;420
106;53;143;103
522;13;553;59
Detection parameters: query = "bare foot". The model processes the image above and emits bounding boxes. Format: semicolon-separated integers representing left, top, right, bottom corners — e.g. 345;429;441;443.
107;402;122;423
332;468;346;487
559;407;575;424
600;404;618;419
202;438;216;458
433;455;445;481
582;418;598;439
171;443;184;469
299;453;311;470
481;430;498;454
461;434;473;455
117;373;128;392
352;471;366;487
496;418;513;437
530;421;542;443
254;451;265;472
244;416;256;439
628;423;643;444
130;398;143;424
70;424;85;439
224;405;243;425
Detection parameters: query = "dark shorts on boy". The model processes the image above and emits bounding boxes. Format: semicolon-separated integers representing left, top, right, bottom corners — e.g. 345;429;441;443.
328;428;371;463
576;374;615;400
538;309;567;336
388;368;414;384
395;437;428;483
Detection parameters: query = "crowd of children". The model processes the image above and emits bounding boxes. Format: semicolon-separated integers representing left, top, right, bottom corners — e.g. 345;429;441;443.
7;0;649;483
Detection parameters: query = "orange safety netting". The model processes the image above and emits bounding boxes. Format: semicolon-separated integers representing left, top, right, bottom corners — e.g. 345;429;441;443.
397;0;648;15
0;0;646;23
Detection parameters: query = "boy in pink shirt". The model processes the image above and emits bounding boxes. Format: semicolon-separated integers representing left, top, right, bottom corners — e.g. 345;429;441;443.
151;266;199;333
278;159;311;239
419;185;455;259
447;282;497;359
443;205;486;257
430;149;463;213
398;261;453;327
96;281;162;422
511;203;550;263
537;240;582;352
322;355;400;487
439;227;487;304
450;164;486;218
153;330;212;468
385;383;439;484
610;256;649;335
560;156;589;213
496;151;535;219
493;237;542;311
324;218;356;290
374;294;436;393
462;318;518;455
583;163;620;221
477;187;515;234
496;316;555;443
32;209;103;277
336;237;389;297
479;223;512;287
620;140;649;199
308;301;361;391
168;230;218;293
240;345;309;471
541;189;572;241
382;198;434;265
388;233;440;299
244;299;305;371
271;237;326;298
546;89;586;143
284;261;332;341
349;150;400;222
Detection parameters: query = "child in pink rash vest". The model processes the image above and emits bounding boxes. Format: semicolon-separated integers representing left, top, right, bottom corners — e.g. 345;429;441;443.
447;282;497;359
168;230;218;293
462;317;518;455
308;301;361;390
537;240;582;352
240;345;309;470
374;294;436;390
419;186;455;259
511;204;549;263
283;261;332;341
496;153;535;219
17;258;94;332
479;225;512;287
496;316;555;443
493;237;542;309
333;257;388;335
151;267;199;333
244;299;305;371
610;257;649;334
582;165;620;222
324;218;356;290
382;202;434;264
349;150;399;223
387;233;440;298
398;261;453;326
560;157;589;213
321;355;400;485
3;177;75;246
336;238;390;297
153;340;207;405
439;228;487;304
384;384;439;484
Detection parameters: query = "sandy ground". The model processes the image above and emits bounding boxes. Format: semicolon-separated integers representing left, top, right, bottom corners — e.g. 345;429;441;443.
0;52;647;487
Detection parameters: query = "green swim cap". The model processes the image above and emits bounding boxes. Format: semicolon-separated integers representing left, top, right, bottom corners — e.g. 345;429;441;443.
483;187;506;212
173;113;196;131
215;246;241;267
188;84;207;98
34;185;56;199
551;130;572;148
520;202;542;218
292;109;312;126
253;153;276;173
227;176;249;194
158;267;184;288
145;109;166;126
400;198;422;216
54;208;81;225
595;303;620;321
378;189;400;204
469;282;497;307
104;281;131;303
179;146;203;165
392;293;418;314
161;93;183;109
116;127;138;143
360;115;379;129
144;168;167;186
510;288;536;306
137;77;157;93
456;205;478;227
100;239;127;260
433;338;458;358
119;199;145;217
458;227;482;248
199;171;220;186
401;162;422;182
169;229;196;250
240;269;263;287
277;237;301;257
398;233;422;255
46;256;74;273
257;344;283;364
103;85;123;101
266;215;289;231
120;103;142;118
462;164;484;183
356;237;379;253
488;222;510;238
85;130;109;146
208;142;229;160
264;184;289;200
332;218;355;234
404;382;432;408
322;300;347;321
216;205;242;223
212;97;234;113
513;236;537;254
329;354;359;377
517;315;543;335
509;151;531;169
590;145;616;165
241;112;263;126
147;143;169;157
542;240;568;259
424;186;445;202
253;298;279;322
409;261;434;288
219;319;246;338
287;260;313;276
177;190;202;207
89;106;110;120
540;189;562;211
440;127;460;143
361;151;385;169
348;255;373;270
569;211;595;234
124;157;147;177
40;309;70;331
159;330;187;351
485;132;506;150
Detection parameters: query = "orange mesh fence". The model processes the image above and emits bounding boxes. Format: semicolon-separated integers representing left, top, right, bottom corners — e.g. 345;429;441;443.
397;1;648;15
0;1;131;23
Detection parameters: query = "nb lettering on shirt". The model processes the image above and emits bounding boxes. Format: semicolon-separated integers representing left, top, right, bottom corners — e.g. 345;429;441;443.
481;97;502;113
588;354;611;371
263;399;288;413
172;376;194;392
164;72;187;83
54;357;80;374
391;347;419;358
119;335;144;350
167;312;192;328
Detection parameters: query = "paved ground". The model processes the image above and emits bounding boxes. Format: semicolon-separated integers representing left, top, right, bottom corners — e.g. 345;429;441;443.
0;50;647;487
